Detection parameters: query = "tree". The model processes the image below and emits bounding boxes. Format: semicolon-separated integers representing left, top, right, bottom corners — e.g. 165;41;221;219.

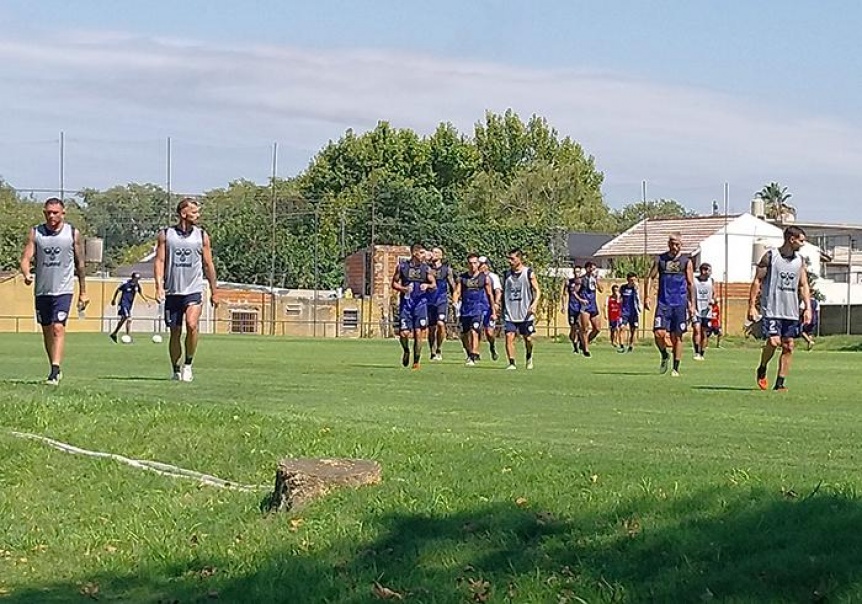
755;182;796;221
612;199;698;233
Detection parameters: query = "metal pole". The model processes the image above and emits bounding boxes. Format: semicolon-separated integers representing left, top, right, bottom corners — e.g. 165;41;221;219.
166;137;172;222
314;205;319;337
847;235;853;335
723;182;729;336
641;180;648;338
59;131;65;200
270;142;278;336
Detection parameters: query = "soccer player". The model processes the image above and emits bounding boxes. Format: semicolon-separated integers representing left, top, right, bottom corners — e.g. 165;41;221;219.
692;263;715;361
427;246;455;361
109;272;152;342
391;243;436;369
708;299;723;348
749;226;812;391
606;284;623;351
453;253;495;366
502;248;541;370
644;233;695;377
800;297;820;350
479;256;503;361
577;261;603;357
19;197;89;385
619;272;640;352
154;198;220;382
561;265;584;353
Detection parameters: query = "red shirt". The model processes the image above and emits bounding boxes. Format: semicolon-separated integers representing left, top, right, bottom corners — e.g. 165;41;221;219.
607;297;622;322
709;303;721;328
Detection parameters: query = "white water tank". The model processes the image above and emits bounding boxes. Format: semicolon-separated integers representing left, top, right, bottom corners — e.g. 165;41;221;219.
85;237;104;263
751;198;765;219
752;241;768;264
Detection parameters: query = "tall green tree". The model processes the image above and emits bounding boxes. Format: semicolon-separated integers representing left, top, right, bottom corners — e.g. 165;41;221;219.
612;199;698;233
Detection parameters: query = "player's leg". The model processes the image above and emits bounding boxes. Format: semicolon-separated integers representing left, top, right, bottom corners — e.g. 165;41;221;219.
485;315;498;361
399;304;411;367
578;311;592;357
504;325;518;369
756;324;781;390
775;336;794;390
568;315;580;352
110;314;126;341
691;320;703;359
411;307;427;368
164;296;184;379
523;322;535;369
427;304;438;359
589;313;601;343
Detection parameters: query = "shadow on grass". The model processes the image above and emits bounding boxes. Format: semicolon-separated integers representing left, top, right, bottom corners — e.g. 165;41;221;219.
591;370;656;376
99;376;170;382
691;385;756;392
0;379;46;385
7;489;862;602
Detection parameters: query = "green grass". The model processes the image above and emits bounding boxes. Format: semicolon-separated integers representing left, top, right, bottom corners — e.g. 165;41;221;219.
1;333;862;603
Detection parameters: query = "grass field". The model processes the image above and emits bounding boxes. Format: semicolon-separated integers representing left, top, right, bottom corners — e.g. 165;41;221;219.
2;332;862;603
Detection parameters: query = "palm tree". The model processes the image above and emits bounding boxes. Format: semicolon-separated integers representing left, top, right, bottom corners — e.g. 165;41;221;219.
755;182;796;222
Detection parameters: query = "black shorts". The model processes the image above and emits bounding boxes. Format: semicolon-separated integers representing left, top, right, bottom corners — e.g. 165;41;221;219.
164;293;203;328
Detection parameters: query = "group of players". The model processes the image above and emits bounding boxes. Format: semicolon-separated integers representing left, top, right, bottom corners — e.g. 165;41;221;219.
390;244;540;370
19;195;816;391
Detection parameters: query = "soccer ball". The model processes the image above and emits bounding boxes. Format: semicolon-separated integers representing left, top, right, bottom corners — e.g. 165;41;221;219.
152;334;163;344
120;334;133;344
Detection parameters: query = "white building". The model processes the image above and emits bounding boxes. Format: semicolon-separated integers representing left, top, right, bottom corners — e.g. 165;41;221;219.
594;213;821;283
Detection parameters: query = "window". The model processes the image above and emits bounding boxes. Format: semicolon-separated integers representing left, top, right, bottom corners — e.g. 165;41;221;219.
284;304;302;317
342;308;359;329
230;310;258;334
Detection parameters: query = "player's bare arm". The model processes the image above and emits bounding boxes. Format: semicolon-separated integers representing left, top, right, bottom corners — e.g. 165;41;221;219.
154;229;167;300
528;271;541;315
799;268;812;326
73;228;89;307
19;228;35;285
202;231;220;307
643;261;658;310
747;253;769;320
484;280;496;320
685;258;695;316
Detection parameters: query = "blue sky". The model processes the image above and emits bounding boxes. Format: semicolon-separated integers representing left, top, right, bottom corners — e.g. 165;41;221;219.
1;1;860;221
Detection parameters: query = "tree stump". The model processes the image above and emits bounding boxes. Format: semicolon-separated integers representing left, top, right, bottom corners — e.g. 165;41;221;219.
264;458;382;513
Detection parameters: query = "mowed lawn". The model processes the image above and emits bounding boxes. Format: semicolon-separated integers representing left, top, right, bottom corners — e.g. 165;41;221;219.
1;333;862;603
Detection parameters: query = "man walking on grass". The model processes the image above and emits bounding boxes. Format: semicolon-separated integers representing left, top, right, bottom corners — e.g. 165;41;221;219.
391;243;436;369
19;197;89;385
644;233;695;377
154;197;220;382
502;248;541;370
749;226;811;391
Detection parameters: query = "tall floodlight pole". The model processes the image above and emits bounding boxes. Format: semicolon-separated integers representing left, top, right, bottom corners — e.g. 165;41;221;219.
723;183;730;335
641;180;648;337
270;142;278;336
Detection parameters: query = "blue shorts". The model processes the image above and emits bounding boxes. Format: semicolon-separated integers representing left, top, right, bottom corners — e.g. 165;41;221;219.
762;317;800;340
482;308;496;329
654;303;688;334
621;312;638;328
398;302;428;332
35;294;73;326
460;315;483;333
802;321;817;335
580;302;599;318
118;304;132;318
427;302;447;325
609;318;622;331
164;293;203;328
505;320;535;337
567;311;579;326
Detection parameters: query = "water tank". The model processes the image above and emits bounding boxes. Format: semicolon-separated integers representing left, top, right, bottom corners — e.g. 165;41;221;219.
752;241;768;264
85;237;104;263
751;199;765;218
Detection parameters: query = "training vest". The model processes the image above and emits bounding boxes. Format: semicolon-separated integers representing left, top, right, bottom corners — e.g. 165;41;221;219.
164;226;205;296
657;252;690;306
503;267;534;323
33;223;76;296
761;249;803;320
694;277;714;318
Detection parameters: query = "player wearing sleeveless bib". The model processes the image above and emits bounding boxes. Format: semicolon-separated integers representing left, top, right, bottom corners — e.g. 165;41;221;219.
427;248;455;361
154;198;220;382
606;285;623;351
480;257;503;361
561;265;585;353
391;243;436;369
644;233;695;377
577;262;603;357
453;254;495;366
619;272;640;352
502;249;541;370
19;198;89;385
692;263;715;361
748;226;812;391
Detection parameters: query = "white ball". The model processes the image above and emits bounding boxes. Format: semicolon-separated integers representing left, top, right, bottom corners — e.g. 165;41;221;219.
120;334;133;344
151;334;163;344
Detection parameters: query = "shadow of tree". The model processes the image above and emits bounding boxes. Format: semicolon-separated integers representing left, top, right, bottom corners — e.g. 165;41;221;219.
7;487;862;602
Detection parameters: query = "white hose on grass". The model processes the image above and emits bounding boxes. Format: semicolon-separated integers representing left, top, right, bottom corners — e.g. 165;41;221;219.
9;431;268;492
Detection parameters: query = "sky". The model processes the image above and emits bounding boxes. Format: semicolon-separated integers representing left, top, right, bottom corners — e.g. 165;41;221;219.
1;0;860;222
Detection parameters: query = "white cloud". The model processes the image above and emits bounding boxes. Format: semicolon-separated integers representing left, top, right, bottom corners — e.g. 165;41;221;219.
0;29;860;220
